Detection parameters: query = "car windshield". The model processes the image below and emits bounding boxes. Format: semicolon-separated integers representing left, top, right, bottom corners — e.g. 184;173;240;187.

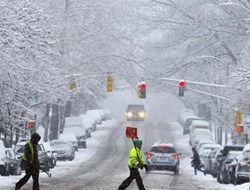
151;146;176;153
127;105;145;111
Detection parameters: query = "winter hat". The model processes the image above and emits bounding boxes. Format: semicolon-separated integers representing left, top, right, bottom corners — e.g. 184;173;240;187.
31;133;41;143
134;139;142;148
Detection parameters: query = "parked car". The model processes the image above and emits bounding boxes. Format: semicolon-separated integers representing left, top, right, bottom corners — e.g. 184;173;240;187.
208;148;221;177
86;110;102;125
177;108;195;126
183;115;202;135
15;142;50;172
99;109;112;120
59;133;78;152
217;151;242;184
80;114;96;133
125;104;146;122
0;140;10;176
42;142;57;169
5;148;22;175
234;161;250;185
64;116;91;138
199;143;222;175
50;140;75;161
189;120;212;134
189;128;214;148
145;143;180;175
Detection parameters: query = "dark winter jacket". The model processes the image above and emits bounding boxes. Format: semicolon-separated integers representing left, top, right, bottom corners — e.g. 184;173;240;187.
191;149;201;166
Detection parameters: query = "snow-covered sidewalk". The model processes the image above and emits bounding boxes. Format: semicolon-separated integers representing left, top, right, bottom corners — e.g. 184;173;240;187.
0;119;117;189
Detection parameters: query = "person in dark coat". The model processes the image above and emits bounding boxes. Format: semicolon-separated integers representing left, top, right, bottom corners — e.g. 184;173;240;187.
191;147;206;175
15;133;41;190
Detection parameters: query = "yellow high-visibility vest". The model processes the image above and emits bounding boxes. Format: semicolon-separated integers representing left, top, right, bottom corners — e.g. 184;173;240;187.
22;140;34;161
128;147;145;168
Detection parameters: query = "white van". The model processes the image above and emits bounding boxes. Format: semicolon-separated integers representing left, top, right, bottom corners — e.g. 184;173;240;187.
63;116;90;148
190;120;211;134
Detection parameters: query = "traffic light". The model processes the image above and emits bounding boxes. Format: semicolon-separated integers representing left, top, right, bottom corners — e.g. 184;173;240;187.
178;79;186;97
236;125;243;133
27;120;35;129
235;108;243;133
138;82;146;98
107;74;113;92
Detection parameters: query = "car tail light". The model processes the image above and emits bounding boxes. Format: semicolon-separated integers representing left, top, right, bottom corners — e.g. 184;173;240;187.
172;153;180;160
147;152;154;158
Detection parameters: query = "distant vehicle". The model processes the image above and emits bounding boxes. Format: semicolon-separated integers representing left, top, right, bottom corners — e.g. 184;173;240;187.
189;128;214;148
50;140;75;161
177;108;196;127
5;148;22;176
80;114;96;132
42;142;57;169
145;143;180;175
63;116;89;148
15;142;50;172
182;117;203;135
97;109;112;121
190;120;211;134
59;133;79;151
86;110;102;126
126;104;146;121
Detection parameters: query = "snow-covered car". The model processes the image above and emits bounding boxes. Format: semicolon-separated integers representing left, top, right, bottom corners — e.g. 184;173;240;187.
0;140;10;176
189;128;214;148
182;117;202;135
217;151;242;184
234;159;250;185
86;110;102;126
99;109;112;120
80;114;96;132
59;133;79;151
199;143;222;175
145;143;180;175
50;140;75;161
5;148;22;175
64;116;90;137
126;104;146;122
177;108;195;126
15;142;50;172
42;142;57;169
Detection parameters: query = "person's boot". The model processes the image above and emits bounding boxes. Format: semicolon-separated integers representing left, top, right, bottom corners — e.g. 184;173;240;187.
15;184;20;190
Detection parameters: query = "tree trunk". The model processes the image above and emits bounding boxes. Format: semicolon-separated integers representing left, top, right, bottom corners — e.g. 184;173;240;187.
49;104;60;141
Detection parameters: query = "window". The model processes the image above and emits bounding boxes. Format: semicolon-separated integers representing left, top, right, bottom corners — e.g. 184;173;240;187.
151;146;176;153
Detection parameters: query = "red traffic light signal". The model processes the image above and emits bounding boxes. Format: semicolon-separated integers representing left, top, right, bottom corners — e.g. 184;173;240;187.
27;121;35;129
178;79;186;87
140;82;146;89
138;82;146;98
236;125;243;133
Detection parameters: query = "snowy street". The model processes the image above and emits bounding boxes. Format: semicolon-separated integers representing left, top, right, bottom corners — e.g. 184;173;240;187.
0;94;249;190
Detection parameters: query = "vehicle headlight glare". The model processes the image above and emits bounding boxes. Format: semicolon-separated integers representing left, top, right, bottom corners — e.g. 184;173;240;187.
139;112;145;118
127;112;132;118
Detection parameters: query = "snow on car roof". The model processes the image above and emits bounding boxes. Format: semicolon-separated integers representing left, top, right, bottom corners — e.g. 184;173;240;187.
191;120;210;126
201;143;222;149
65;117;82;126
152;143;174;147
63;127;85;137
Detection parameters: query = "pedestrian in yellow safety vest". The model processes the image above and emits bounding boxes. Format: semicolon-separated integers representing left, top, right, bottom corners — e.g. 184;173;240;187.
15;133;41;190
118;139;148;190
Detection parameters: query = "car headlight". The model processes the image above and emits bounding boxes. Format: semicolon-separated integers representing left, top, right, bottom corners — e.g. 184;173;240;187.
127;112;132;118
139;112;145;118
